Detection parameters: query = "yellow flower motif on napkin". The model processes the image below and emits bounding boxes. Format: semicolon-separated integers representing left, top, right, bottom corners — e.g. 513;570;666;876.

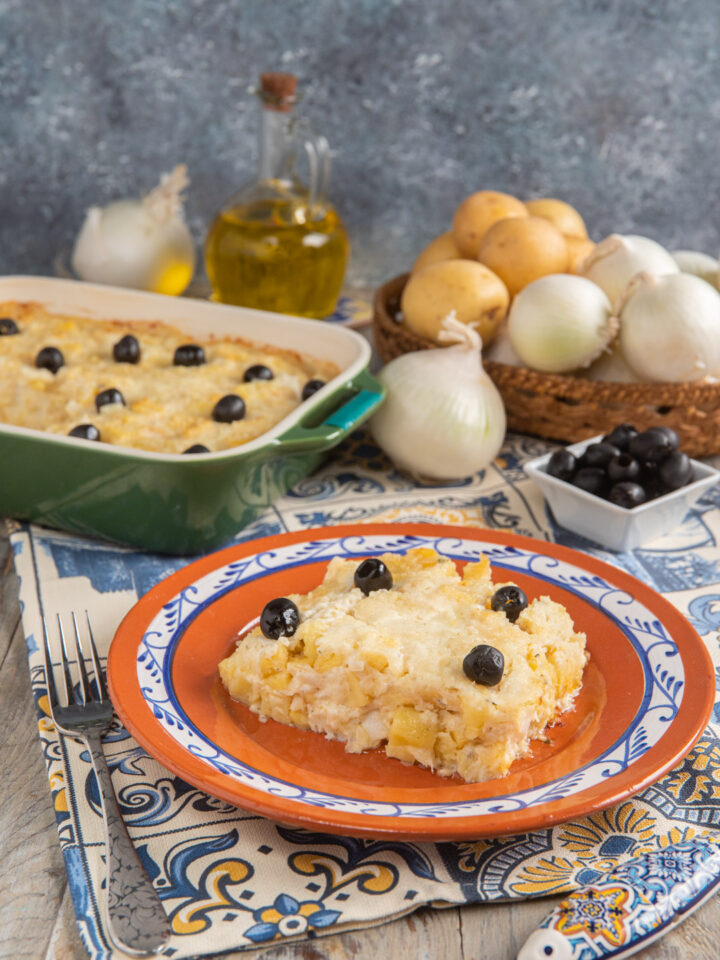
511;817;712;898
290;852;396;895
244;895;341;943
455;840;493;873
172;860;252;935
657;826;708;848
557;803;657;871
510;855;588;896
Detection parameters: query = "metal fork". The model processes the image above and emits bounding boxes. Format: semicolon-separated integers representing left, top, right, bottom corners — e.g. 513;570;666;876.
42;612;171;957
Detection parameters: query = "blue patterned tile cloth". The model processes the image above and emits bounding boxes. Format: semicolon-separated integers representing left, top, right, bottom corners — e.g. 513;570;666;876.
11;430;720;959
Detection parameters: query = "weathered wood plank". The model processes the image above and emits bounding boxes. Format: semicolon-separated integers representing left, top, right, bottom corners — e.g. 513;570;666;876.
0;522;20;668
0;618;68;960
44;888;86;960
641;893;720;958
459;896;562;958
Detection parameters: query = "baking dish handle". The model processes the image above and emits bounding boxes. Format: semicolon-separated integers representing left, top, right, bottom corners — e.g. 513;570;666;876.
274;368;385;454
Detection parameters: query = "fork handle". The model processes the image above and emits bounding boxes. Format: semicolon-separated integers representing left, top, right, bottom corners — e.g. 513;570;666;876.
86;733;172;956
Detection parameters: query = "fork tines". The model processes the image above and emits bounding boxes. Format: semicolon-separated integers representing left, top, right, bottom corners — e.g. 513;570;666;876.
42;611;108;711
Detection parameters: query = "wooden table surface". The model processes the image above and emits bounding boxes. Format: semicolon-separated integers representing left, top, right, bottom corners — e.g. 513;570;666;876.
2;518;719;960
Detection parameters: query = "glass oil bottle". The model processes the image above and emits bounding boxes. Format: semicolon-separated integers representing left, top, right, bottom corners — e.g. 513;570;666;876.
205;73;349;318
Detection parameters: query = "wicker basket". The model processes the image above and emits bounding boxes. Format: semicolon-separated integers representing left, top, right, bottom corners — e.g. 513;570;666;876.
373;273;720;457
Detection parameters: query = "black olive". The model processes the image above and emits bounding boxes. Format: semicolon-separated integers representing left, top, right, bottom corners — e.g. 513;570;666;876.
173;344;206;366
607;453;641;484
243;364;274;382
35;346;64;374
302;379;325;400
0;317;19;335
639;468;665;502
260;597;300;639
183;444;210;454
113;333;141;364
490;585;528;623
463;644;504;686
212;394;246;423
602;423;638;452
546;449;577;482
609;481;647;508
629;428;673;464
572;467;608;498
95;388;125;411
659;451;693;491
353;558;393;595
584;442;621;470
655;426;680;452
68;423;101;441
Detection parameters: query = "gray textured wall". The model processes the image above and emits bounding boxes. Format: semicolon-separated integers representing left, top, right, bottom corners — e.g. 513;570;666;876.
1;0;719;288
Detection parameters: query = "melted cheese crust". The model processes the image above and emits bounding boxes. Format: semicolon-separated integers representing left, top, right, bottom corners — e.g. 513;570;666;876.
0;301;338;453
219;548;588;783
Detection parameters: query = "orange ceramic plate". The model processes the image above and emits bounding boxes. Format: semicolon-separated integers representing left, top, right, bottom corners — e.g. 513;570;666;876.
108;524;714;841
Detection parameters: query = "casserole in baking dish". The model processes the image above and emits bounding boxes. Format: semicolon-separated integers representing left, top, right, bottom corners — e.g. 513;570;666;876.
0;277;383;553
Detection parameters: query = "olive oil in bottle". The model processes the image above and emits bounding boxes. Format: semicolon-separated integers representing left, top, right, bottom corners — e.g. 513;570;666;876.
205;73;349;319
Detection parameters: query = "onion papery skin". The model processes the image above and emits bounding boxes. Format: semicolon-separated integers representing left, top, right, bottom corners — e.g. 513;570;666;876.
72;200;195;295
580;234;678;310
371;343;506;481
620;272;720;382
671;250;720;290
507;274;616;374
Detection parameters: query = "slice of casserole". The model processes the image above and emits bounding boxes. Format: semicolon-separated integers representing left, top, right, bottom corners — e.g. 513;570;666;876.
218;548;587;783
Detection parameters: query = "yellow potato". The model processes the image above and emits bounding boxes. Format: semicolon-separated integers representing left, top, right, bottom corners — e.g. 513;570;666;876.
566;235;596;273
477;217;569;298
451;190;528;258
525;198;588;239
411;232;463;273
401;259;509;345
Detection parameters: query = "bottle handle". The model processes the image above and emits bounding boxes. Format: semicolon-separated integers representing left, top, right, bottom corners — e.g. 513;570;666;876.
304;135;331;217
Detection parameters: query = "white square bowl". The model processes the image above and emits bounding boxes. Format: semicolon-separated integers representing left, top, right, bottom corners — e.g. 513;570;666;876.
525;434;720;552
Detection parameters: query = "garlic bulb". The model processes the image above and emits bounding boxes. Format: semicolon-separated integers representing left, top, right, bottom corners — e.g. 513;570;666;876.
580;234;678;309
371;313;506;480
507;274;616;373
72;165;195;295
619;272;720;382
671;250;719;289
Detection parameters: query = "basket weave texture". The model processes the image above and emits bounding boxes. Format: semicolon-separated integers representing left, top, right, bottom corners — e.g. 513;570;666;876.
373;273;720;457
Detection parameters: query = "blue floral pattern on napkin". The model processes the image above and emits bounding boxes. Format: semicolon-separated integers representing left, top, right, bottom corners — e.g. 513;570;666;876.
13;429;720;959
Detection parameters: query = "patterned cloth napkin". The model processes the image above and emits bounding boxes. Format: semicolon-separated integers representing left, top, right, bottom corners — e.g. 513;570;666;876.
13;431;720;960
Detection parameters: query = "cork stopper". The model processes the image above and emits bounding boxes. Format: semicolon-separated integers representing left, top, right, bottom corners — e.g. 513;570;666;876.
259;72;297;112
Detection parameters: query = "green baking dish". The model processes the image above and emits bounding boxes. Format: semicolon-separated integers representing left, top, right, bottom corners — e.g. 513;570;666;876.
0;276;384;554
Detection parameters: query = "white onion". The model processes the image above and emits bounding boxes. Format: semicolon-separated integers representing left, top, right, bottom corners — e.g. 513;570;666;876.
580;234;678;310
584;340;640;382
371;313;506;480
671;249;720;289
619;272;720;381
72;165;195;295
507;274;616;373
484;323;523;366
